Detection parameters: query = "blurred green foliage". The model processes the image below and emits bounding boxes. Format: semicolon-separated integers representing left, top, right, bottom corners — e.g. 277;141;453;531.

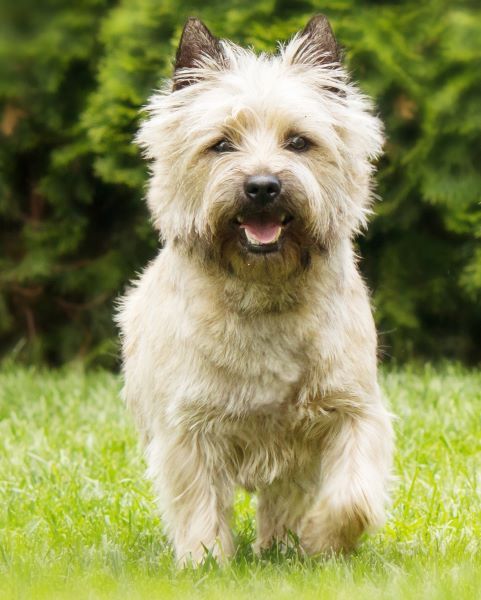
0;0;480;366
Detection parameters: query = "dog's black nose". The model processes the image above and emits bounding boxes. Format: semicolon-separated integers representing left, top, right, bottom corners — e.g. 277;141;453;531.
244;175;281;204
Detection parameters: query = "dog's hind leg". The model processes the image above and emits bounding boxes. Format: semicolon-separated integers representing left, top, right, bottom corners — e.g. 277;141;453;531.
297;401;393;555
254;473;317;554
146;432;234;566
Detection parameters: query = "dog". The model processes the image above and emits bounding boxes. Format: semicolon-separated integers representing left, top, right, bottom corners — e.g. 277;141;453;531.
117;14;394;565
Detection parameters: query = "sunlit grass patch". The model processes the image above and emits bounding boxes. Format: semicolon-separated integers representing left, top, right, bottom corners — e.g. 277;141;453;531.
0;364;480;598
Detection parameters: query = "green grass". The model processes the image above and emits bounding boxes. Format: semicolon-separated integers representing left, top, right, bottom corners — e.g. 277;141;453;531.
0;364;480;599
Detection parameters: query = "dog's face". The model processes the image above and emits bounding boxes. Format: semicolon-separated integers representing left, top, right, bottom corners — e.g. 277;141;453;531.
138;16;383;281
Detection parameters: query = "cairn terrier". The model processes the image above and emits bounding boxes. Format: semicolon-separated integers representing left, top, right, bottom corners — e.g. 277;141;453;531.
117;15;394;565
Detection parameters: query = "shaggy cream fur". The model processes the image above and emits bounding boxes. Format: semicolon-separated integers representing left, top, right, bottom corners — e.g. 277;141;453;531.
117;15;394;565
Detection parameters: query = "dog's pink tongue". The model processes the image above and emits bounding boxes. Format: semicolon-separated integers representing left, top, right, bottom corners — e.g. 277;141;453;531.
242;222;281;244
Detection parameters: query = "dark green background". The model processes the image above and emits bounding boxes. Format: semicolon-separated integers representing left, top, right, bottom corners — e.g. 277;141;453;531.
1;0;480;367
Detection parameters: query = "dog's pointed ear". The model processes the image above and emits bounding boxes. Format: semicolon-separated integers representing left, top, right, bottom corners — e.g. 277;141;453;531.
293;14;341;67
173;18;225;91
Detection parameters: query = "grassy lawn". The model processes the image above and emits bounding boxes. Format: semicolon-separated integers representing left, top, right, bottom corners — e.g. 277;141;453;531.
0;364;480;599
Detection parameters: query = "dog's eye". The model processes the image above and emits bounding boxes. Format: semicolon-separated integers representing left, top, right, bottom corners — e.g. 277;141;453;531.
287;135;310;152
212;139;235;153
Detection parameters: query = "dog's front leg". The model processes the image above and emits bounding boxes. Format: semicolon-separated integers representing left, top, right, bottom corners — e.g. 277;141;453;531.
146;432;234;566
298;401;393;554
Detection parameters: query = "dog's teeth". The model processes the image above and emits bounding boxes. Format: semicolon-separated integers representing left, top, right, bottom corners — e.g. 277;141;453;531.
235;215;244;224
245;231;260;245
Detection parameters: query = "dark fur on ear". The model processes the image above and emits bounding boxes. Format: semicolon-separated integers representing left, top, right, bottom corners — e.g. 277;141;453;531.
295;14;341;67
173;18;225;91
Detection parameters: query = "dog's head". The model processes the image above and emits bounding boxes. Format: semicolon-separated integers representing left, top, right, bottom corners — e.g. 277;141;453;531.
138;16;383;281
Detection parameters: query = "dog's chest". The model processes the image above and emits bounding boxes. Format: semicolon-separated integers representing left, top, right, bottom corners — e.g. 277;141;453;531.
192;308;314;414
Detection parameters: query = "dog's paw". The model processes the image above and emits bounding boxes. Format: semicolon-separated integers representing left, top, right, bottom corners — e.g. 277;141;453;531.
297;505;376;556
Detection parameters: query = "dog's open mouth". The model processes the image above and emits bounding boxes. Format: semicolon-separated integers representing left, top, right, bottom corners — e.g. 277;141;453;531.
234;213;293;254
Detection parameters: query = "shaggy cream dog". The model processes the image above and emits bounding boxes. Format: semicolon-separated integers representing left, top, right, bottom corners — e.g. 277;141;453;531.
117;15;394;565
